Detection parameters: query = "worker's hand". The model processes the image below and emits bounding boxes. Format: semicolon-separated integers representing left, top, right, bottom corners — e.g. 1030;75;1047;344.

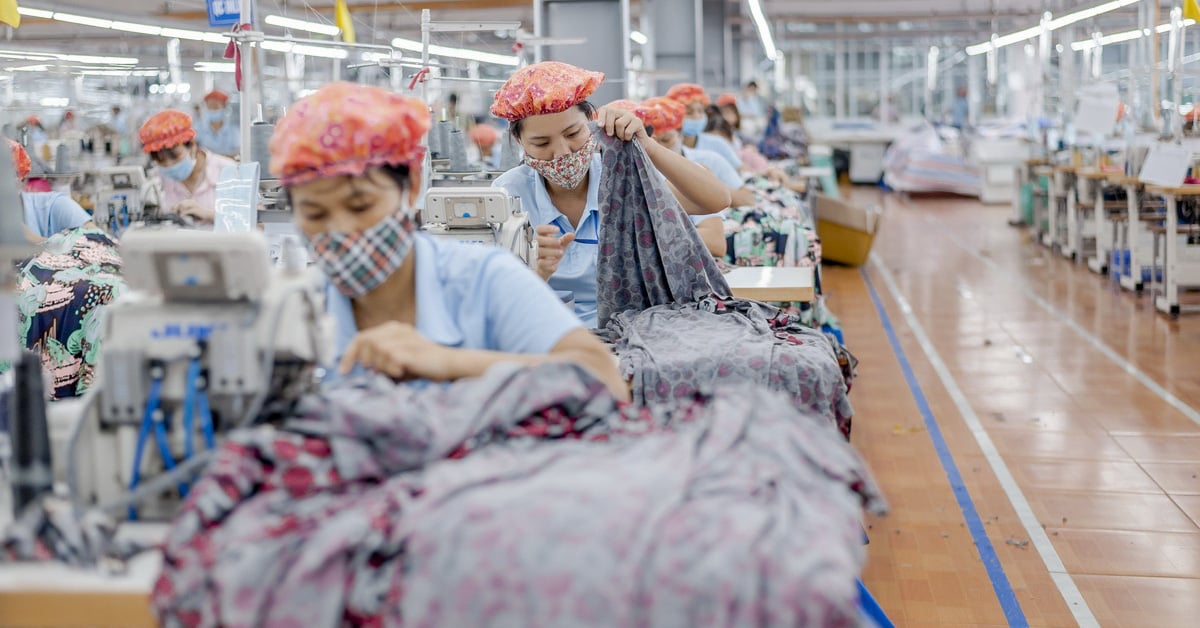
766;167;789;184
172;200;215;225
534;224;574;282
596;106;648;142
339;321;458;380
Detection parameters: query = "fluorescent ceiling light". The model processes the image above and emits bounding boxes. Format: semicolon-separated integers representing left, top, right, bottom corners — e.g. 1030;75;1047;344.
967;0;1142;55
160;27;207;42
82;69;159;77
17;7;54;19
110;20;163;36
265;15;341;37
52;12;113;29
391;37;519;66
8;64;50;72
746;0;779;60
63;53;139;65
1071;19;1195;50
39;97;70;107
630;30;648;45
195;62;236;73
261;41;349;60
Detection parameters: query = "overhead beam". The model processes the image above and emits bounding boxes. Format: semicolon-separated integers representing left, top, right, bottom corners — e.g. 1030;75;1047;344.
156;0;531;20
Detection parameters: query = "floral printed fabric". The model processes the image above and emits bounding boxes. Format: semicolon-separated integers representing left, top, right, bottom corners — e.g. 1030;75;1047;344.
12;228;125;400
640;97;686;133
666;83;711;107
592;131;854;436
268;82;431;186
8;139;30;180
151;362;884;626
490;61;604;122
138;110;196;154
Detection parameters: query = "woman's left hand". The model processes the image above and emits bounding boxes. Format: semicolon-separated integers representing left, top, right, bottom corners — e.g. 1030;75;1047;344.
339;321;459;381
596;106;647;142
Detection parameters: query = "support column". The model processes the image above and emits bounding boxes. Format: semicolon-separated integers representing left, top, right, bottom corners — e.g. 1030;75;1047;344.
537;0;630;103
648;0;700;92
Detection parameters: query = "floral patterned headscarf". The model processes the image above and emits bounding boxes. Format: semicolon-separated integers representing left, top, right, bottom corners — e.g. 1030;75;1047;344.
138;110;197;154
490;61;604;122
269;82;431;187
639;97;686;133
7;139;30;180
666;83;711;107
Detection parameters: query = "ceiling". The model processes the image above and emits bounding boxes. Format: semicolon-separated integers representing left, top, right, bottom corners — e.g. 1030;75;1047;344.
0;0;1167;66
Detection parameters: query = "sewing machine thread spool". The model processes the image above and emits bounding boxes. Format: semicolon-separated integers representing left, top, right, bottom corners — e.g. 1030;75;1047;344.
54;143;69;175
8;351;53;512
250;123;275;176
447;129;471;172
435;121;453;160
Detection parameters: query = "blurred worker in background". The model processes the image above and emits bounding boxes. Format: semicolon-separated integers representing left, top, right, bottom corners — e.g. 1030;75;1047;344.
9;140;94;243
57;110;77;136
139;110;236;226
23;116;48;145
468;123;501;169
195;89;240;158
109;105;129;135
668;84;743;172
951;85;969;129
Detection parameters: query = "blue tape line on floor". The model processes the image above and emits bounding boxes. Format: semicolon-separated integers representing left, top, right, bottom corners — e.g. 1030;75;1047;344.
860;267;1029;627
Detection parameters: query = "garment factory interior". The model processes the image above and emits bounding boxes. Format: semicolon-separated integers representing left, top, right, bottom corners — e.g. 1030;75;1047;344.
0;0;1199;626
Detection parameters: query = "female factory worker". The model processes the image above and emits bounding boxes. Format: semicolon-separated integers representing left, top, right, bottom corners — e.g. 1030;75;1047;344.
492;62;731;328
637;97;741;258
194;90;241;158
468;122;501;169
138;110;237;226
268;82;626;396
667;83;743;171
9;140;94;242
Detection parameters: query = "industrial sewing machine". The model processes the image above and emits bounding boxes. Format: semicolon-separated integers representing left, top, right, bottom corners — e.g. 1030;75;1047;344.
422;187;538;269
64;228;331;519
92;166;163;234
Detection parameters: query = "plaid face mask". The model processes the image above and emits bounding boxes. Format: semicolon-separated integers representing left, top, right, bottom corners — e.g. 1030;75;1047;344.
525;134;596;190
307;210;416;298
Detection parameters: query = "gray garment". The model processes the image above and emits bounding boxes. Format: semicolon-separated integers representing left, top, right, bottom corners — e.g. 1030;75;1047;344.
592;129;853;434
149;363;883;626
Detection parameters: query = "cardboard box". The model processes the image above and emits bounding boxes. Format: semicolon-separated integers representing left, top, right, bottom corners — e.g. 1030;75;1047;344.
815;194;882;267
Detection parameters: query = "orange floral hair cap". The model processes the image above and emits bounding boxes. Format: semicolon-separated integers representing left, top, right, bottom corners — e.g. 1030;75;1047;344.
138;110;196;154
490;61;605;122
716;93;738;107
468;123;499;148
667;84;710;107
269;82;431;187
7;139;30;180
666;83;711;107
640;97;686;133
204;89;229;105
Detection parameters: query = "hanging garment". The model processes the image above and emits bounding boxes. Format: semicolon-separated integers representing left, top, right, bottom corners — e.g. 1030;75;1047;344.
141;363;883;627
593;132;853;435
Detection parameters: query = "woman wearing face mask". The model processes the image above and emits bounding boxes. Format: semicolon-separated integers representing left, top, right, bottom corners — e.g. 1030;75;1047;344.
667;84;743;172
138;110;236;226
269;82;625;397
643;97;756;211
9;140;94;243
491;62;731;328
716;94;745;150
194;90;240;158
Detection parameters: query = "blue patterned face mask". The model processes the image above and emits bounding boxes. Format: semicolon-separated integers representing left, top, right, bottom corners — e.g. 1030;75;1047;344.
202;109;226;124
681;118;706;137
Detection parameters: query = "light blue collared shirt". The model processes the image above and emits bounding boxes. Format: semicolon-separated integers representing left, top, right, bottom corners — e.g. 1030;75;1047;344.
493;153;604;328
696;134;742;171
681;146;735;227
327;232;582;378
21;191;92;238
195;121;241;157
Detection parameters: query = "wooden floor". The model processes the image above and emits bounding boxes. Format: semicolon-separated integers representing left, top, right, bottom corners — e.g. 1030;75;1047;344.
826;190;1200;628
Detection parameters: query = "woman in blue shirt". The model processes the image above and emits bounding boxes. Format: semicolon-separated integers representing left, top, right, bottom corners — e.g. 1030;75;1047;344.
8;139;93;242
667;84;744;172
491;62;732;328
269;82;625;397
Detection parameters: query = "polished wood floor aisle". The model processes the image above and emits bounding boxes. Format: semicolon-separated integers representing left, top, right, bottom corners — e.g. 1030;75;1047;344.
824;191;1200;628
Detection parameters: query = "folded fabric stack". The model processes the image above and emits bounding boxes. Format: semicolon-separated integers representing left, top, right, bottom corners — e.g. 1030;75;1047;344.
151;363;884;626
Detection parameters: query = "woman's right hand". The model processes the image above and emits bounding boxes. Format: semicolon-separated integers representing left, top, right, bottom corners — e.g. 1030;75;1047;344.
535;224;575;281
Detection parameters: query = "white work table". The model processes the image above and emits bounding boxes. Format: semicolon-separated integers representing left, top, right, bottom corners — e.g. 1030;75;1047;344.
0;524;162;627
725;266;816;303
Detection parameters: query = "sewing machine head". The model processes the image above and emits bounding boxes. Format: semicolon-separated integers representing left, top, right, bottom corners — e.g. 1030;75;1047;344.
92;166;162;232
421;187;538;269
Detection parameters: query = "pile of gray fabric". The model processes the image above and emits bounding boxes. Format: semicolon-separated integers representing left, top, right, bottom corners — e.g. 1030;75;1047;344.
594;133;854;437
147;363;882;626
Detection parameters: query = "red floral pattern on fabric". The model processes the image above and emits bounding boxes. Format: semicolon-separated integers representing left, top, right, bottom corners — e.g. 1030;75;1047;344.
269;82;431;186
489;61;604;121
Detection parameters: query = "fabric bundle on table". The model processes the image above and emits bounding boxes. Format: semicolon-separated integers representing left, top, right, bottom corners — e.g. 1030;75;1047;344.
149;363;883;627
594;131;853;436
